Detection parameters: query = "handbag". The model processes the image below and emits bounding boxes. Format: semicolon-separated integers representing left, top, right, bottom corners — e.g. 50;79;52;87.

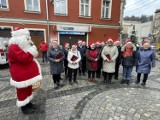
32;81;41;92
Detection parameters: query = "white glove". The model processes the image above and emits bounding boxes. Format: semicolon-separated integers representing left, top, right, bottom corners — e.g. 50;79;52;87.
27;46;38;58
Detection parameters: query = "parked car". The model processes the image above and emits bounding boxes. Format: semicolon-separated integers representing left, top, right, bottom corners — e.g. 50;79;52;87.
0;39;9;66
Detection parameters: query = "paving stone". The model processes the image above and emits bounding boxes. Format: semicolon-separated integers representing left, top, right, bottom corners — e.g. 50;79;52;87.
0;60;160;120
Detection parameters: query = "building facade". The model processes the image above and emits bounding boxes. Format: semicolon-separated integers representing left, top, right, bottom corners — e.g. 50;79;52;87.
122;21;153;43
153;9;160;48
0;0;124;56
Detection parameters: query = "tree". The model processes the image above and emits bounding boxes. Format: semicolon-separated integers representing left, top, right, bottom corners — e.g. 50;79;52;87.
123;15;153;23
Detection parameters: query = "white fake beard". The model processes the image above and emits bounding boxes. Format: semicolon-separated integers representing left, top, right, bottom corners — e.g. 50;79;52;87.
9;35;34;52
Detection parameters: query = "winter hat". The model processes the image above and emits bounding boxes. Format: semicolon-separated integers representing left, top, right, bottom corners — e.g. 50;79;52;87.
72;44;77;48
114;40;120;44
107;38;113;42
12;27;30;37
64;42;69;47
89;42;95;47
142;41;149;46
53;40;58;44
78;40;83;43
96;41;101;45
125;40;132;44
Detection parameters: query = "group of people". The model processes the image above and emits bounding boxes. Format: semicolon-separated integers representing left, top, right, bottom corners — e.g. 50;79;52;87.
47;38;156;89
8;28;156;114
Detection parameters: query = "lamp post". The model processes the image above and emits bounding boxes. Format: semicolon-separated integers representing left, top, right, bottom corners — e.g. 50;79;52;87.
130;24;137;45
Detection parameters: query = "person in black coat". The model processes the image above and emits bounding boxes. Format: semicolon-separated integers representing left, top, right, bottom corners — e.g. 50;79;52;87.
63;42;70;79
77;40;86;76
82;41;87;76
114;40;122;80
95;41;103;78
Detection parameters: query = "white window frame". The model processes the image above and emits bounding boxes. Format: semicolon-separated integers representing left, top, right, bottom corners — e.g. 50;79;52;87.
101;0;112;19
54;0;68;15
0;0;9;9
24;0;41;12
79;0;91;17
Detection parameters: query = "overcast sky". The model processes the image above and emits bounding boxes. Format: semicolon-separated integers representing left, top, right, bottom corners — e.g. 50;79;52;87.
124;0;160;17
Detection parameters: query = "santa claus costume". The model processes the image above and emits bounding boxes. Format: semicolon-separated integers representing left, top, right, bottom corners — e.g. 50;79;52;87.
8;28;42;114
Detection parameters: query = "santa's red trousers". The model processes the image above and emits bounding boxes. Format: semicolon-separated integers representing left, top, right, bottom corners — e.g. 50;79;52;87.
16;86;32;107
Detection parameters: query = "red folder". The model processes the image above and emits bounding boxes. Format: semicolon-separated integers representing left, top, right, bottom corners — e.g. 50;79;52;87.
56;52;62;59
71;55;78;61
106;54;111;61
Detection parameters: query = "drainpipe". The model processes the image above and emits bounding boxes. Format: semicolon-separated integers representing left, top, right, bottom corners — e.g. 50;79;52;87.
119;0;126;43
45;0;50;45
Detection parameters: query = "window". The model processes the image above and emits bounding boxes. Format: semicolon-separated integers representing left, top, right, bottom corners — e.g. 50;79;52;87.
54;0;67;15
101;0;112;19
0;0;8;9
80;0;91;17
24;0;40;12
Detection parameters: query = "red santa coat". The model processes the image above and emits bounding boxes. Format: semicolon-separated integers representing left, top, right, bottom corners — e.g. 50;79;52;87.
8;44;42;88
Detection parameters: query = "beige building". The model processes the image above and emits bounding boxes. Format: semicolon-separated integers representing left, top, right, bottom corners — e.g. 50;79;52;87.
154;9;160;46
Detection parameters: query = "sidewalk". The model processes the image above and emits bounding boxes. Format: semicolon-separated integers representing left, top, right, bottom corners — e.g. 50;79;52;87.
0;60;160;120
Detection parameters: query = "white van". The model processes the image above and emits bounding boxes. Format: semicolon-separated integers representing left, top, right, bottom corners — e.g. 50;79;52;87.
0;38;9;66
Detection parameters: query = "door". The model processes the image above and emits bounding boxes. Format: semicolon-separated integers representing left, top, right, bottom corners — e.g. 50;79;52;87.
31;36;44;58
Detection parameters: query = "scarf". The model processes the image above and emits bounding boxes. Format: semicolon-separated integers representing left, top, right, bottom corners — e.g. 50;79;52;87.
89;49;98;69
123;46;133;58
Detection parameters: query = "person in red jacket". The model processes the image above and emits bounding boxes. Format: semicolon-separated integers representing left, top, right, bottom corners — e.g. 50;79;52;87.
8;28;42;114
39;40;48;63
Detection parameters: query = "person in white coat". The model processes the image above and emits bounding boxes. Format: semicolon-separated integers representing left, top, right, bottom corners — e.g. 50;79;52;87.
101;38;118;84
67;44;81;85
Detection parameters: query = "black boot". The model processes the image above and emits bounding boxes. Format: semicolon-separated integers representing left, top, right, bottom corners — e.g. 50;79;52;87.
58;82;64;87
141;82;146;86
126;80;130;85
27;102;37;110
54;83;59;89
108;79;111;84
21;105;35;114
104;80;107;84
121;79;125;84
135;80;140;84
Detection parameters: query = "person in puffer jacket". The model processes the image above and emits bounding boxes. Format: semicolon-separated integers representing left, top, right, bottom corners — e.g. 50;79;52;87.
135;41;155;86
121;40;136;85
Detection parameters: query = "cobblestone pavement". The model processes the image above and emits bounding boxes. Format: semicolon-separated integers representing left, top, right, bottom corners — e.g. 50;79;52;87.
0;60;160;120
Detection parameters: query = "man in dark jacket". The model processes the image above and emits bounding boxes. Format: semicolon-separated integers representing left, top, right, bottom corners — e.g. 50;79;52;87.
77;40;86;76
114;40;122;80
63;42;70;79
95;41;103;78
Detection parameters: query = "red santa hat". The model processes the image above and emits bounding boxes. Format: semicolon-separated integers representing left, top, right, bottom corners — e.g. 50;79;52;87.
72;44;77;48
78;40;83;43
114;40;120;44
53;40;58;44
96;41;101;45
89;42;95;47
12;27;30;37
107;38;113;42
142;41;149;46
64;42;69;47
125;40;132;44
